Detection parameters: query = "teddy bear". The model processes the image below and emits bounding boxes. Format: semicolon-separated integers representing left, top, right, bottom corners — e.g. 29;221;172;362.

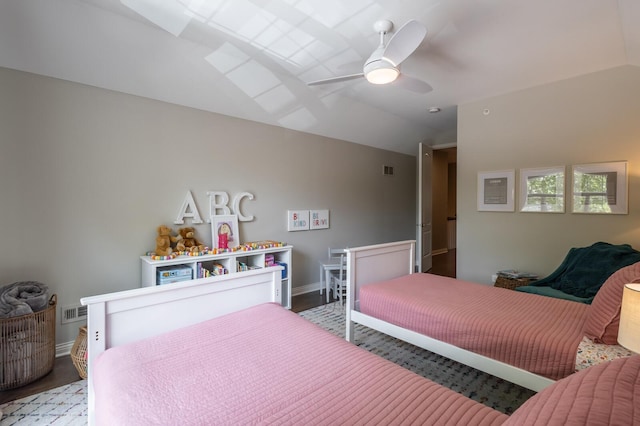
176;227;205;253
154;225;180;256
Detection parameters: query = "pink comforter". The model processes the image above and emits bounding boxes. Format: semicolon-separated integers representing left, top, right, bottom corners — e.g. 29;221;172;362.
93;303;507;425
359;274;589;380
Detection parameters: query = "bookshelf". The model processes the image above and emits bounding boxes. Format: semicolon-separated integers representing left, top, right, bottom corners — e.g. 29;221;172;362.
140;245;292;308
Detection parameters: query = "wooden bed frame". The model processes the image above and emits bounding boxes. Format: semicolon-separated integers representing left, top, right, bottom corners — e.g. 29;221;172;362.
80;266;283;426
344;240;555;392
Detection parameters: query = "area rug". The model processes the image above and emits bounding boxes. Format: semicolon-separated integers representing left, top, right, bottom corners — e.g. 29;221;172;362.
0;380;86;425
299;302;536;415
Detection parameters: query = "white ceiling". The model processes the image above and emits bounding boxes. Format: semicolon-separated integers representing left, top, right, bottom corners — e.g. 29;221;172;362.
1;0;639;155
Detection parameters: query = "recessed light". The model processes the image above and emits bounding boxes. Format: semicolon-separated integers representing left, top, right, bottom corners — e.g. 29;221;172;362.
428;107;441;113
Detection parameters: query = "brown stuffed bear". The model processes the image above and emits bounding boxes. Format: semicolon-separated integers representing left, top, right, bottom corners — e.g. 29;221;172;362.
154;225;179;256
176;227;205;253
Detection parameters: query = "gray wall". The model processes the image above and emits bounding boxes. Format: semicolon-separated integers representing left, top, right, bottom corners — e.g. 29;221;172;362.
457;65;640;283
0;67;417;344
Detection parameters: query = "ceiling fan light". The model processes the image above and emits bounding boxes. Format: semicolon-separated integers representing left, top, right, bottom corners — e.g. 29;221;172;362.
365;67;399;84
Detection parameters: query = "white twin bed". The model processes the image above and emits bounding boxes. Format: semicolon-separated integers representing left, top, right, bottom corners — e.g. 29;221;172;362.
345;240;636;392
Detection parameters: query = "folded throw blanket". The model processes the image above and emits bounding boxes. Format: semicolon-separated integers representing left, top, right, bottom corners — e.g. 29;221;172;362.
530;242;640;299
0;281;50;319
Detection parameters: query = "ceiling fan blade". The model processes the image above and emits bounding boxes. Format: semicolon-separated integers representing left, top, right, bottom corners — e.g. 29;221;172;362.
393;74;433;94
383;20;427;66
307;73;364;86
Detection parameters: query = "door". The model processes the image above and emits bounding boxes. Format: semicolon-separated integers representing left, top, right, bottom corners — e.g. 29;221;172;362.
417;143;433;272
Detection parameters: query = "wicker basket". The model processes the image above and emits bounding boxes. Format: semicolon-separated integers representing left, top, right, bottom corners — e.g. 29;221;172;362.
70;326;88;379
0;294;57;390
494;276;534;290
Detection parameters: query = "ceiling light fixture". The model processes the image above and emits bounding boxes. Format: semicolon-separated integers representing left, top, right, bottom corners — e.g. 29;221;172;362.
429;107;441;113
364;58;399;85
307;20;429;91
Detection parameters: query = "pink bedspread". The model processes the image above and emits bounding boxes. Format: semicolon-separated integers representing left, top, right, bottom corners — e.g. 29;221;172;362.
359;274;589;380
93;303;507;425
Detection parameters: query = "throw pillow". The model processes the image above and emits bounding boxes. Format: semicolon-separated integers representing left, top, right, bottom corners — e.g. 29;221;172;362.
583;261;640;344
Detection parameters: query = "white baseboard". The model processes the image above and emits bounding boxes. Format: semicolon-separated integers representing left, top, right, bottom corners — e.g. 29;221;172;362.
432;248;449;256
56;341;74;357
292;282;322;296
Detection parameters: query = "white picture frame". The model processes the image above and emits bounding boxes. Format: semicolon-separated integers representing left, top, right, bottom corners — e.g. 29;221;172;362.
309;209;330;230
287;210;309;231
211;214;239;248
477;169;515;212
519;166;565;213
571;161;628;214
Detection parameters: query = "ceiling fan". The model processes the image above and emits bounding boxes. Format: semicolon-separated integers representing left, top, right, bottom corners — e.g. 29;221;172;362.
307;19;432;93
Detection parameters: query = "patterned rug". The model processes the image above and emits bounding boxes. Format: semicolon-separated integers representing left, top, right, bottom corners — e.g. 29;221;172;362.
0;302;536;424
0;380;86;425
299;302;536;415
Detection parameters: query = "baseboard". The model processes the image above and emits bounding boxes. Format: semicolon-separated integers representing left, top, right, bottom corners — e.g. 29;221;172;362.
56;341;73;358
292;282;322;296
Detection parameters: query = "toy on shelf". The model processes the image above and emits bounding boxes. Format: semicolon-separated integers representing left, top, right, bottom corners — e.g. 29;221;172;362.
241;240;286;250
154;225;180;257
149;253;178;261
176;227;206;254
145;239;288;260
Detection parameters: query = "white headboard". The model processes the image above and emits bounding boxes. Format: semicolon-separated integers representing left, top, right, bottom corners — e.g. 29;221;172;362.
345;240;416;311
80;266;282;426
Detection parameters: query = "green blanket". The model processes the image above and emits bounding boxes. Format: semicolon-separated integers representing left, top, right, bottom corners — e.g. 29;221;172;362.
515;285;595;304
528;242;640;300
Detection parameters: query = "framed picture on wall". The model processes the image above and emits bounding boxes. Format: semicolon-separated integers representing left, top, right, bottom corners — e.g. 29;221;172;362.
571;161;628;214
519;166;565;213
211;214;239;249
477;169;515;212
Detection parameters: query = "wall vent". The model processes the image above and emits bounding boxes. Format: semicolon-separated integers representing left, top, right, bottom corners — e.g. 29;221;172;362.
61;304;87;324
382;165;394;176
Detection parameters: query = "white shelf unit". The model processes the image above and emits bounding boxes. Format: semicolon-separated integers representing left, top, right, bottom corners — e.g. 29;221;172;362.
140;245;292;309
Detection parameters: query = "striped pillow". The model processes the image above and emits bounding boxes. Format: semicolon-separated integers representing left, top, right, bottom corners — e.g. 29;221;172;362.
504;355;640;425
583;261;640;344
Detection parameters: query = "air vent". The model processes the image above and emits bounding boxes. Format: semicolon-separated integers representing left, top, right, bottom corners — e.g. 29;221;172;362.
383;165;394;176
61;304;87;324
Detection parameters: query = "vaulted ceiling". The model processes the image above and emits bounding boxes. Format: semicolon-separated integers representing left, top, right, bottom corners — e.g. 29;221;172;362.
1;0;639;155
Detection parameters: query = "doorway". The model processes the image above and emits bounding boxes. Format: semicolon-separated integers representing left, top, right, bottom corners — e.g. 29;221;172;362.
431;147;457;257
417;145;457;273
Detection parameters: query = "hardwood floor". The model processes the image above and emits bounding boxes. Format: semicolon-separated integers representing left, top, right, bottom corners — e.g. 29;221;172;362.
430;248;456;278
0;250;455;405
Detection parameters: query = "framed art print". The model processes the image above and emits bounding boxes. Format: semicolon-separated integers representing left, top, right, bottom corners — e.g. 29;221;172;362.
287;210;309;231
519;166;565;213
477;169;515;212
211;214;239;248
571;161;628;214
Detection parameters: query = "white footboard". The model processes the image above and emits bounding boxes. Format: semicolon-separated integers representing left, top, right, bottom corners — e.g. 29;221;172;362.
344;241;554;392
80;266;283;426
